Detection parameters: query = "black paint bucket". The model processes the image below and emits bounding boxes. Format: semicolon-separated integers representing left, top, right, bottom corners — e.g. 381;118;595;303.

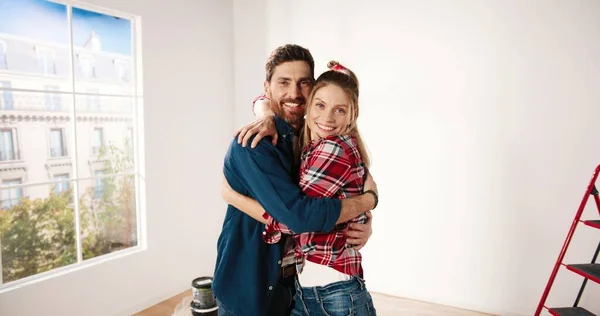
190;277;218;316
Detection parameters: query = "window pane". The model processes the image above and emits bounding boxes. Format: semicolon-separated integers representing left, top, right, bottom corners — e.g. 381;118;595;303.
78;174;137;260
0;90;73;185
71;7;133;95
0;181;76;285
76;95;134;174
0;0;69;83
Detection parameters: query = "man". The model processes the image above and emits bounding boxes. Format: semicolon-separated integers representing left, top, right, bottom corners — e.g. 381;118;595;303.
213;44;378;316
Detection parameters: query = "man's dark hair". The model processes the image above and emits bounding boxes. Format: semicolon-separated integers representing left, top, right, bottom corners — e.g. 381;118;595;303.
265;44;315;82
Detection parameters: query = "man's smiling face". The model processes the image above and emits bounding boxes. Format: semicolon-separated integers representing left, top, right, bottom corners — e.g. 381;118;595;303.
264;60;313;130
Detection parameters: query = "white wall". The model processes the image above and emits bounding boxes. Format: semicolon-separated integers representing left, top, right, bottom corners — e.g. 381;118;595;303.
232;0;268;127
233;0;600;315
0;0;233;315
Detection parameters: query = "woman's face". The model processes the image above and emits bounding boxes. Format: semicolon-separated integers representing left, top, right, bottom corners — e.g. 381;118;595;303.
308;84;351;139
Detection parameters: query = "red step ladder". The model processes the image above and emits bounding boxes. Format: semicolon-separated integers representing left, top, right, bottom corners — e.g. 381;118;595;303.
535;164;600;316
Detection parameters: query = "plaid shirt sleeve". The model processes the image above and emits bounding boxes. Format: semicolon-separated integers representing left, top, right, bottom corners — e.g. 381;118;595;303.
262;137;354;244
298;138;353;198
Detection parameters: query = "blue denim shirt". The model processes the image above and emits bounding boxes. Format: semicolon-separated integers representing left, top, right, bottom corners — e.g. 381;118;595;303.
213;116;342;316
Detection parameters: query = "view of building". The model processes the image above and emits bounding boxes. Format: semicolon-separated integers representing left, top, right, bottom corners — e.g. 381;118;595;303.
0;0;140;286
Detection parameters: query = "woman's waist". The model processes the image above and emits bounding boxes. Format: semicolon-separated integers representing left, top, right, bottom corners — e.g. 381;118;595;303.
292;246;364;276
297;260;353;288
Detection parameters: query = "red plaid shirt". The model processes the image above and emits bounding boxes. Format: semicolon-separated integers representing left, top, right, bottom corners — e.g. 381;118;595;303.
262;135;367;278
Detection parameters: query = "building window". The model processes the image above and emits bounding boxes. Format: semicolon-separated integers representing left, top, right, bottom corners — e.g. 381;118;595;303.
44;85;61;110
0;40;7;69
113;59;130;82
49;128;67;157
1;178;23;209
93;169;105;199
87;88;100;111
78;54;96;78
126;127;133;143
53;174;69;195
36;47;57;75
92;127;103;155
0;81;13;110
0;128;19;162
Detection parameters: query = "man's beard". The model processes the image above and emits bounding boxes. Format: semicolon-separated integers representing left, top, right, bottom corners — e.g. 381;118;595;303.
286;116;305;131
272;98;306;130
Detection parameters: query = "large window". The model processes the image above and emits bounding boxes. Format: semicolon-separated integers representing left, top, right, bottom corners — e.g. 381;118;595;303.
0;0;143;288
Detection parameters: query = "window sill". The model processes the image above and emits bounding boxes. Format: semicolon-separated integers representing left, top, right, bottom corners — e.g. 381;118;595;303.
0;159;25;165
46;156;71;162
0;244;147;294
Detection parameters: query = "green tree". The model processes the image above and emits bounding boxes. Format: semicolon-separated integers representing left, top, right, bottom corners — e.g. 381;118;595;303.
0;190;76;283
80;137;136;260
0;137;136;283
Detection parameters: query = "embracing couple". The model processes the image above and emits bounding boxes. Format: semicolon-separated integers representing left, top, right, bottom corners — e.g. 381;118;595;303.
214;44;379;316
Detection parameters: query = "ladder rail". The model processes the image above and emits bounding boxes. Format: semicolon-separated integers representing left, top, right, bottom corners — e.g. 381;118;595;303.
573;185;600;307
573;239;600;307
593;185;600;216
534;164;600;316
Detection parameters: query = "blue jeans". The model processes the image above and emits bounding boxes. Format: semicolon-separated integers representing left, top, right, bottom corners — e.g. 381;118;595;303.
291;277;377;316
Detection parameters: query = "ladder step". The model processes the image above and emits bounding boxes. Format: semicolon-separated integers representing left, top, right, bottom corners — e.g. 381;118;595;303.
549;307;596;316
566;264;600;284
583;220;600;230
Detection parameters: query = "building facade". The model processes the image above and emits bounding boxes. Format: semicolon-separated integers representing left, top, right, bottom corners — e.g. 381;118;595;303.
0;31;134;209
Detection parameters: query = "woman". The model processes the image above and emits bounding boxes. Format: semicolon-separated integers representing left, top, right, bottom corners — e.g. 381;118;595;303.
222;61;377;316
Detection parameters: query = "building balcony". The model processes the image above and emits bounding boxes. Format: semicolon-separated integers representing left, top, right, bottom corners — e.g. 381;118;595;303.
0;91;134;123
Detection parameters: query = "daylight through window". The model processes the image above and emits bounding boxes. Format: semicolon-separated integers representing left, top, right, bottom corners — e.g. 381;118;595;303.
0;0;143;287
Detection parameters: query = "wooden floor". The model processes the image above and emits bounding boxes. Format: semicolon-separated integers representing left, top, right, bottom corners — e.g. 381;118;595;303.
133;290;493;316
369;292;492;316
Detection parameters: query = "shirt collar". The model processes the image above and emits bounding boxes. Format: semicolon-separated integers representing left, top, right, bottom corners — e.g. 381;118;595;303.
274;115;296;138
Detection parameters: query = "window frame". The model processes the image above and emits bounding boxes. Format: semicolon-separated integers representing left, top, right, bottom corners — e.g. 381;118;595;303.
0;0;145;291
